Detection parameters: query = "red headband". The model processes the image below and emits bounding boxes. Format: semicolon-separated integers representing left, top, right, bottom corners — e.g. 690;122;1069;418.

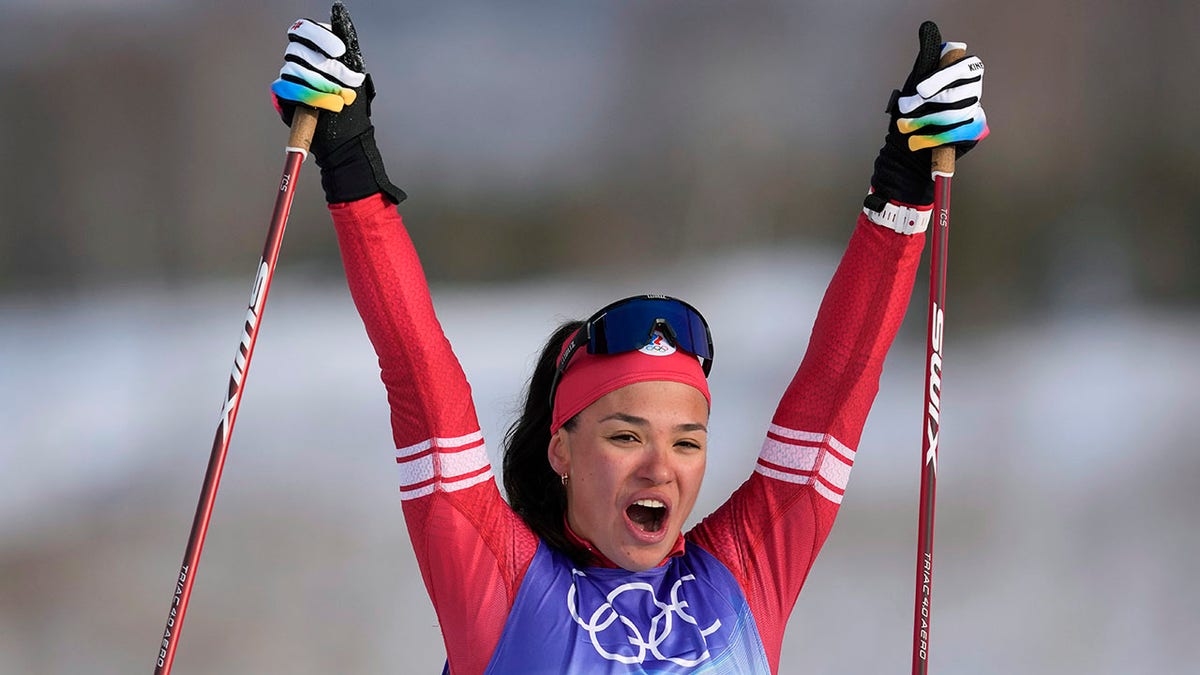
549;329;711;433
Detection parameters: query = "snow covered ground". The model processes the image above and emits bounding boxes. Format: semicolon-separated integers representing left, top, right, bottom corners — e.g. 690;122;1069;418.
2;247;1197;674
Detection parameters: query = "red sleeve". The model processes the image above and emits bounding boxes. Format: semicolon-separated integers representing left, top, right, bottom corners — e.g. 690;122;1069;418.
328;195;538;675
688;212;925;672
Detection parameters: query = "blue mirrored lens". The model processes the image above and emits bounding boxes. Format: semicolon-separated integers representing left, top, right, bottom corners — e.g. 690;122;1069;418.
550;295;714;407
589;297;712;359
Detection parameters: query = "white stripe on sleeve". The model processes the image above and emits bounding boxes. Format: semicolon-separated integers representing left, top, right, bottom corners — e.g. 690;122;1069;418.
440;442;491;479
813;481;844;505
818;453;853;491
396;453;435;492
759;438;821;473
396;438;433;459
755;424;857;504
755;464;815;486
394;431;494;501
767;424;825;443
444;470;494;493
435;430;484;449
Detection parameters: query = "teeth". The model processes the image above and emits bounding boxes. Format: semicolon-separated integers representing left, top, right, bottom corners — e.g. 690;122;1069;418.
632;499;666;509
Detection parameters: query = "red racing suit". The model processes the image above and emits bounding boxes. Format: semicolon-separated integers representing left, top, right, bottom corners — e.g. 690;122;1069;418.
329;194;925;674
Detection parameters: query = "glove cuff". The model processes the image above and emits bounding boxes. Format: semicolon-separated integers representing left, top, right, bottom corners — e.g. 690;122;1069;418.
862;189;931;235
868;139;933;207
315;126;407;204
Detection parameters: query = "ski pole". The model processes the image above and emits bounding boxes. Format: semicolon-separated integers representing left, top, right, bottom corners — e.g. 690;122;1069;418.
910;44;965;675
154;106;318;675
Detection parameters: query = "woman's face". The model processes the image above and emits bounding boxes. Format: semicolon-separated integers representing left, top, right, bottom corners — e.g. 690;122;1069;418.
548;380;709;572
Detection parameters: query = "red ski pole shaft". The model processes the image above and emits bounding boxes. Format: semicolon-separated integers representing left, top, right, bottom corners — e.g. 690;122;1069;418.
154;107;318;675
911;46;964;675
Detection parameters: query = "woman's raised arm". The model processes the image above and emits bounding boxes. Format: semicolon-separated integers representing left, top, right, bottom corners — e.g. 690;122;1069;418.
269;7;538;673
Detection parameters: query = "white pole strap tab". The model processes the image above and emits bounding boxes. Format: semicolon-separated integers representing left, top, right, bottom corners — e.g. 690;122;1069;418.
862;195;932;235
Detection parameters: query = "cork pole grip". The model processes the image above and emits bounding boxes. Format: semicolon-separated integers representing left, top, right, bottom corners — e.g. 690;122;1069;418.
930;47;966;176
287;107;319;154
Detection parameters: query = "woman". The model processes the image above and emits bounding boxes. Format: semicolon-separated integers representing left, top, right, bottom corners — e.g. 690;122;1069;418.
270;5;987;673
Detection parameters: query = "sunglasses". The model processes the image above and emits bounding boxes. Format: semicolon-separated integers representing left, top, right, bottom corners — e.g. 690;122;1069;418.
549;294;715;407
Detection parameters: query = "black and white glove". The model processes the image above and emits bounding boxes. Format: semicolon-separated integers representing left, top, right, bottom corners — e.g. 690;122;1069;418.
867;21;988;211
270;2;405;204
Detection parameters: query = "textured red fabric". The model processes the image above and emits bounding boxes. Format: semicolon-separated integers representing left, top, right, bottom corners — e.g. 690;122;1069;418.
687;215;925;672
329;194;923;674
330;196;538;675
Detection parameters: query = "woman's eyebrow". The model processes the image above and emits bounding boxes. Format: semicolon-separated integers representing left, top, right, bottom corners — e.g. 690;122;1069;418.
599;412;649;426
599;413;707;433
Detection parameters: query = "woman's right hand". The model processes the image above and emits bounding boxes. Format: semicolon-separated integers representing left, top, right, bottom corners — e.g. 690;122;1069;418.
270;16;366;124
268;2;405;204
867;21;989;210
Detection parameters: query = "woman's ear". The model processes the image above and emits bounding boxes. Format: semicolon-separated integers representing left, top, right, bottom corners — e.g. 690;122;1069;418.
547;428;571;477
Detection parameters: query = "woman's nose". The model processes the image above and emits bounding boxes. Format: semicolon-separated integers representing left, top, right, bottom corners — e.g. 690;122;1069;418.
637;443;673;484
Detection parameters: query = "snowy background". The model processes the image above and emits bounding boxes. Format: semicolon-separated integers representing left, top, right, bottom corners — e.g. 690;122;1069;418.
1;1;1198;674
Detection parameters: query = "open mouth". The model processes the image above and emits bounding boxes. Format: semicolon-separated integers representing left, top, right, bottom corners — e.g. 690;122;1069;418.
626;498;668;534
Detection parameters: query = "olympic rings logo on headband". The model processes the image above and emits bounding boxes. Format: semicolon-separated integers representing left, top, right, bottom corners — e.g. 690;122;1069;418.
566;569;722;666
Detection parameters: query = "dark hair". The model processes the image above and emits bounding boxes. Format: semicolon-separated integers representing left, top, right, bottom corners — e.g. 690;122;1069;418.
502;320;591;565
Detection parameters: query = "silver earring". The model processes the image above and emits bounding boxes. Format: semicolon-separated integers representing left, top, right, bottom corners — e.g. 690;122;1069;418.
561;473;569;485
